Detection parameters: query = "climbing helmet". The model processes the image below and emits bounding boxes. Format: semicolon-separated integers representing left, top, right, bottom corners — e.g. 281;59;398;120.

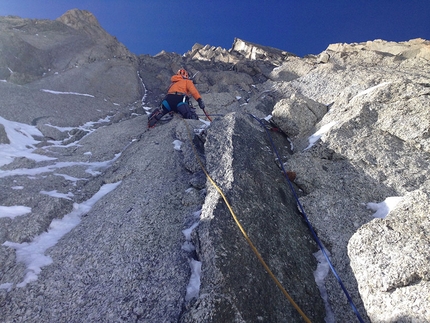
177;68;189;79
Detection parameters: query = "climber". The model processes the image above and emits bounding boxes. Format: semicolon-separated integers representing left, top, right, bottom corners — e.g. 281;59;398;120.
148;68;206;128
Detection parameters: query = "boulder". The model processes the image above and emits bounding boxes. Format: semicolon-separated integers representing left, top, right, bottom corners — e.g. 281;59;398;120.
272;93;327;138
348;190;430;322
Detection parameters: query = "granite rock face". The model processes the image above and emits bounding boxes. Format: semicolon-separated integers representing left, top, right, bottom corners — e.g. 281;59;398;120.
1;9;429;323
272;38;430;323
180;114;325;323
349;190;430;322
0;9;140;127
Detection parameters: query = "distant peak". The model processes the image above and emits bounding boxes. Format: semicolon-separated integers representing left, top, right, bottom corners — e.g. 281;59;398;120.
232;38;296;61
57;9;101;29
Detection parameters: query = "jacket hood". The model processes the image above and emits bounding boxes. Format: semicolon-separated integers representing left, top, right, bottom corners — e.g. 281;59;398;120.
171;74;186;82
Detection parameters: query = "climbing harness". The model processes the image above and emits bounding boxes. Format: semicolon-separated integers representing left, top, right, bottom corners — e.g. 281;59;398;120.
249;114;365;323
182;118;312;323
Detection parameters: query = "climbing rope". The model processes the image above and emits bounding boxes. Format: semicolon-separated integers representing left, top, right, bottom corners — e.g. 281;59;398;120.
249;114;365;323
197;113;225;117
182;119;312;323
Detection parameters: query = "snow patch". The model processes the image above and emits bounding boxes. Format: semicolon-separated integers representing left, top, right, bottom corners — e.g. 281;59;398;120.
3;181;121;288
313;249;335;323
182;216;202;301
182;221;199;242
41;89;94;97
0;116;57;167
185;259;202;301
54;173;88;185
0;205;32;219
173;140;183;151
0;283;13;292
40;190;74;200
352;82;391;101
305;121;337;150
138;72;148;108
0;154;121;179
367;196;404;218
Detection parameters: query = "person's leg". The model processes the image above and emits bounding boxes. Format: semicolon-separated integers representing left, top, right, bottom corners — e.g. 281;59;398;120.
165;94;198;119
176;101;198;120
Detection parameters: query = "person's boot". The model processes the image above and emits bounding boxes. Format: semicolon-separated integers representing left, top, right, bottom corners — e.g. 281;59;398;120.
148;108;163;128
190;107;198;120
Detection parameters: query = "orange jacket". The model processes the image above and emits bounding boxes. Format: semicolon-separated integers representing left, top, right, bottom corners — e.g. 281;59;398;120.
167;75;201;101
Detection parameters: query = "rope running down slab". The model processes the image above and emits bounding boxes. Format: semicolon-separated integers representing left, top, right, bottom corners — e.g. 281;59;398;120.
249;113;365;323
182;119;312;323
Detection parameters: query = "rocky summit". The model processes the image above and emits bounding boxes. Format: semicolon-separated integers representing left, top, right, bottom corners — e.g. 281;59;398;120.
1;9;429;323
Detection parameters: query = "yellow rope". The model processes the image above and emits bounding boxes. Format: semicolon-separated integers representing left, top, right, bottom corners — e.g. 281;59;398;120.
183;120;312;323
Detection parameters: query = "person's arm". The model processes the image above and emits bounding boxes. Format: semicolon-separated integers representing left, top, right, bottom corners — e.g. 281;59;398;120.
187;80;205;109
186;80;201;101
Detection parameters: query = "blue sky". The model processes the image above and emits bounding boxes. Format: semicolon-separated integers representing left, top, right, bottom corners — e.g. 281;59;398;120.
1;0;429;57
